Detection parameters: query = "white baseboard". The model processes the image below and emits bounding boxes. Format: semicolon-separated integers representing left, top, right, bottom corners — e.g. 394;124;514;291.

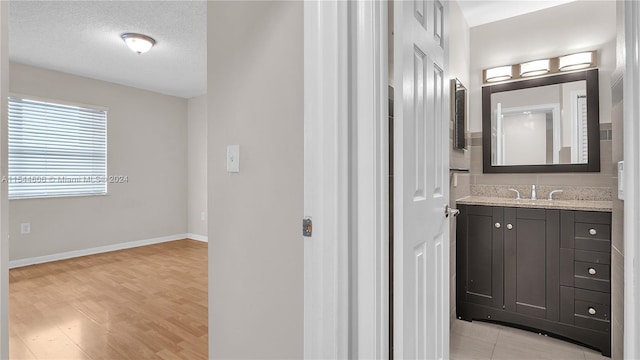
186;233;208;242
9;234;191;269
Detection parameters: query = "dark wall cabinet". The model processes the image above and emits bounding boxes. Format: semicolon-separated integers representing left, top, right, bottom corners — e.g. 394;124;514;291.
457;204;611;357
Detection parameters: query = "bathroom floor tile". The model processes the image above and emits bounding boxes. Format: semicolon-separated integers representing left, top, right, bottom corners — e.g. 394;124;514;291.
452;320;500;344
450;319;602;360
451;333;495;360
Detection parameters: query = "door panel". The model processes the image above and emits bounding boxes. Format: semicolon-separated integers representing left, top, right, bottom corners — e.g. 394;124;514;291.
457;205;504;309
467;214;493;298
504;208;560;320
394;0;448;359
515;217;547;318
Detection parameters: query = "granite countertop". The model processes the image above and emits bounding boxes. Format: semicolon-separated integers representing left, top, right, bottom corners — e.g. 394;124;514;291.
456;196;613;212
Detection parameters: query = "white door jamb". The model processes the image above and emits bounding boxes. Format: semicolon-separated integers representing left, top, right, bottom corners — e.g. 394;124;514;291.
303;1;350;358
623;1;640;358
304;0;391;358
351;0;390;358
0;1;9;358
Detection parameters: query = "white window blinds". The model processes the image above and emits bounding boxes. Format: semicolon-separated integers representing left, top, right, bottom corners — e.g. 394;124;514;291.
8;97;107;199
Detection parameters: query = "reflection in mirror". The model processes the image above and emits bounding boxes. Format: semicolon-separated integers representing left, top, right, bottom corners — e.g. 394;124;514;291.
491;80;587;166
482;69;600;173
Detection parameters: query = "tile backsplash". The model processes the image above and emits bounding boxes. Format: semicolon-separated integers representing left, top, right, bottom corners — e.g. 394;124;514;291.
467;130;615;190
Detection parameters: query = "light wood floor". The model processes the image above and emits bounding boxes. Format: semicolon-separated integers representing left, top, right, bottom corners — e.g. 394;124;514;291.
9;240;208;360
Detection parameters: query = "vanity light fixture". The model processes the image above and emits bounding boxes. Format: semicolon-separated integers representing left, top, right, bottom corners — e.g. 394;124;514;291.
121;33;156;54
559;51;593;71
520;59;550;77
482;50;597;84
485;65;513;82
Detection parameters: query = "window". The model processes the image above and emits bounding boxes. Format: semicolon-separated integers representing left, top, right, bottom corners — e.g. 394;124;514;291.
8;96;107;199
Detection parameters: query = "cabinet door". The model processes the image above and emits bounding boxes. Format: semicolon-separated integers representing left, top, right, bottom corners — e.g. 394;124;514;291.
457;205;504;309
504;208;560;321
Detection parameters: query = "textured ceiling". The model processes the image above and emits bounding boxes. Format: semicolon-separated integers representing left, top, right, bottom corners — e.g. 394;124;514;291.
457;0;577;27
9;0;206;99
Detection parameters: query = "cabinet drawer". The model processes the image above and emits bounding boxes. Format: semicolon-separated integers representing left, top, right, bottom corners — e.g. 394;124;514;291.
575;223;611;241
574;237;610;253
574;261;610;293
575;249;610;264
562;288;611;333
574;278;610;293
575;289;610;332
574;296;610;333
575;299;609;322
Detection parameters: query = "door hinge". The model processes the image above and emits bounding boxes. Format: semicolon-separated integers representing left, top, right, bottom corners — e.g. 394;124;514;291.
303;217;312;237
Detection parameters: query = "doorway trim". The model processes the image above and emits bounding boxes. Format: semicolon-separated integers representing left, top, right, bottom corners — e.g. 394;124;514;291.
350;1;389;358
0;1;9;358
303;1;350;358
623;1;640;358
303;0;389;358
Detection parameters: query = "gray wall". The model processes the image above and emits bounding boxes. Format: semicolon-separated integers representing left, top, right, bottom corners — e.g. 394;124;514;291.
9;62;188;261
207;1;303;358
187;94;207;238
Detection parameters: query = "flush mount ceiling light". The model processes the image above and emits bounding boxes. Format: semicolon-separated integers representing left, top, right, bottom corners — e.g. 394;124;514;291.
485;65;513;83
121;33;156;54
559;52;593;71
520;59;550;77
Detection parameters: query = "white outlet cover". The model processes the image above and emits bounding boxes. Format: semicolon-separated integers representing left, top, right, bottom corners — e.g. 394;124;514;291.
21;223;31;234
227;144;240;173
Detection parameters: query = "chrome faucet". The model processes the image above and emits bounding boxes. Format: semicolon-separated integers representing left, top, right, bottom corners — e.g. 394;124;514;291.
548;189;564;200
531;185;537;200
508;188;521;200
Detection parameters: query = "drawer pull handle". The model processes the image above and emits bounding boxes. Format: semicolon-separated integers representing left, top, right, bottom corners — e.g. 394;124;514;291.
506;224;513;230
588;307;597;315
495;223;501;229
589;228;597;236
588;267;597;275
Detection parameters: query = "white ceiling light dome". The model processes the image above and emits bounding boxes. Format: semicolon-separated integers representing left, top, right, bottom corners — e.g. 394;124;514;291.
121;33;156;54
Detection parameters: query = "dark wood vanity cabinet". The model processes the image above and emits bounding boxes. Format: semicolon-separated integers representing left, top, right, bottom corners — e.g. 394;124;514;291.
457;204;611;357
504;208;561;320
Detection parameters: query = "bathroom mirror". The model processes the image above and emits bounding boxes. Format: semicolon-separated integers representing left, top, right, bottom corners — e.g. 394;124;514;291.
482;69;600;173
451;78;467;150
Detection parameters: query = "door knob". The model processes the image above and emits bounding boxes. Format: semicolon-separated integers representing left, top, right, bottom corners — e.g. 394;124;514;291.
506;224;513;230
445;204;460;218
588;307;597;315
588;267;597;275
495;223;501;229
589;228;597;236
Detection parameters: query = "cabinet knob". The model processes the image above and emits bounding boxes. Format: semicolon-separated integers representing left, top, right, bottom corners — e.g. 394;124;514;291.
495;223;501;229
588;267;597;275
506;224;513;230
588;307;597;315
589;228;597;236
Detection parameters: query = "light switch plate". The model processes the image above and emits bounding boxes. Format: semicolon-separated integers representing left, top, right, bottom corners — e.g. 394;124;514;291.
227;145;240;173
618;161;624;200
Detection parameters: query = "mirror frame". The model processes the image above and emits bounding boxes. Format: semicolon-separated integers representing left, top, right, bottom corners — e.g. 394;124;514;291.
482;69;600;173
451;78;468;151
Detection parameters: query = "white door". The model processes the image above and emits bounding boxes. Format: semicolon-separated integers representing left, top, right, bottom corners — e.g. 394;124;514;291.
394;0;449;359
